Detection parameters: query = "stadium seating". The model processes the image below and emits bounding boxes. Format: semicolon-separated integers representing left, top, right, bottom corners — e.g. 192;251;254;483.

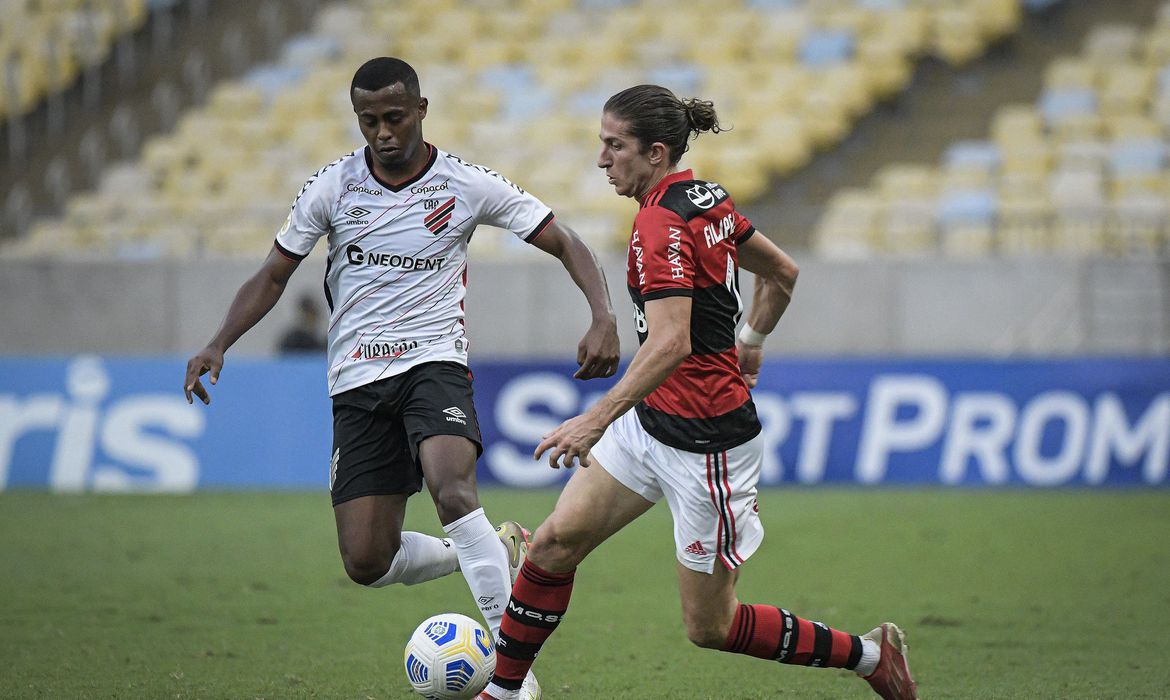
8;0;1051;260
815;13;1170;258
0;0;149;120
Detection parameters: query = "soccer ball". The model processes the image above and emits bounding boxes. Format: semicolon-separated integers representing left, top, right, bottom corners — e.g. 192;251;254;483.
403;613;496;700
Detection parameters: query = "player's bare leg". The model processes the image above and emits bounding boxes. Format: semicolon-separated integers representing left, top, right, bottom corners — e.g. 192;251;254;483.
481;458;654;700
334;493;460;586
419;434;513;638
677;559;917;699
334;494;408;584
675;561;741;648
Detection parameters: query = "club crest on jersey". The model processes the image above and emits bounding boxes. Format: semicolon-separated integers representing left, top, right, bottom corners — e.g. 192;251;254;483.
423;196;457;235
686;184;716;209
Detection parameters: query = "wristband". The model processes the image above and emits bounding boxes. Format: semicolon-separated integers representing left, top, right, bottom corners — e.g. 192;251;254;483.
738;323;767;347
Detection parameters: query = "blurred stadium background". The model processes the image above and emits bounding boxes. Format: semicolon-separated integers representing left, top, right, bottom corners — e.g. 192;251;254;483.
2;0;1169;697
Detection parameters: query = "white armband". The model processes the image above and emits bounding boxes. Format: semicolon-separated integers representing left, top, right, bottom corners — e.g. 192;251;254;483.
737;323;767;347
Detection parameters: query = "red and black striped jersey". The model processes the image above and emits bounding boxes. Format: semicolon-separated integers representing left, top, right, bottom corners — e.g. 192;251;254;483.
626;169;761;453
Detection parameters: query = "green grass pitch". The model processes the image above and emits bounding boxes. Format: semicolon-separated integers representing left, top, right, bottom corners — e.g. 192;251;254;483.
2;489;1169;699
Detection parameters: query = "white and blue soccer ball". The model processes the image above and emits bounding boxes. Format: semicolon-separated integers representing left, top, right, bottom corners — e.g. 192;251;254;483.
403;613;496;700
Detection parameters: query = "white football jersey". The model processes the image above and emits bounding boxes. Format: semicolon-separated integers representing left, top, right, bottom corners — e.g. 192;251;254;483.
275;144;554;396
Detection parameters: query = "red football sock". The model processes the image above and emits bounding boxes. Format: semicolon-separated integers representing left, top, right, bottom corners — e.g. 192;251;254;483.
722;604;862;669
490;560;575;691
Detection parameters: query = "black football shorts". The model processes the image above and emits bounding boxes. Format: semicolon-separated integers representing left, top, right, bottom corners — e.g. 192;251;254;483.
329;361;483;506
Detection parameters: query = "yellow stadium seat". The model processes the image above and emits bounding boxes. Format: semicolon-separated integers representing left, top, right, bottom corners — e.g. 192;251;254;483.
997;195;1052;255
1107;114;1162;140
973;0;1022;41
814;189;882;259
992;104;1044;145
876;164;937;199
932;8;985;66
1100;63;1154;116
858;35;913;100
1044;58;1097;91
880;195;937;255
1083;24;1139;67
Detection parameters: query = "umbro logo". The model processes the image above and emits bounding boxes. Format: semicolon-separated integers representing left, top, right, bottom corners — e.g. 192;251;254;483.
344;206;371;225
684;540;708;556
478;595;499;611
443;406;467;425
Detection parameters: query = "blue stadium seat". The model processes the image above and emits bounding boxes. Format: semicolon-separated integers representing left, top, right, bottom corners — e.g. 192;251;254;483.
1039;87;1098;124
648;64;703;96
1110;137;1167;175
800;29;855;69
938;188;998;225
745;0;800;10
944;141;1001;170
479;64;536;94
244;64;308;104
857;0;906;10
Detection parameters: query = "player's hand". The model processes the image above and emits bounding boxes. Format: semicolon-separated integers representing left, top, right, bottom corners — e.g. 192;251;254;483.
184;346;224;405
574;315;619;380
534;413;606;469
737;340;763;388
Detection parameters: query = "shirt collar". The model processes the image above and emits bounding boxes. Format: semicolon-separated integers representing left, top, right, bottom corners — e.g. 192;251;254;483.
639;169;693;206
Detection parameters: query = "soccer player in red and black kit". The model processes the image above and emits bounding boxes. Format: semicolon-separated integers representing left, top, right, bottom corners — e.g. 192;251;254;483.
477;85;918;700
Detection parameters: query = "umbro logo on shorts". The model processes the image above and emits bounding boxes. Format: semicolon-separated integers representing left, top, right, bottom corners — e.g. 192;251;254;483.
443;406;467;424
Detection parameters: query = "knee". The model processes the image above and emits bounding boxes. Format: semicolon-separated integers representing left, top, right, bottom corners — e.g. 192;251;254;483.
684;618;731;650
527;519;591;572
430;480;479;525
341;545;398;586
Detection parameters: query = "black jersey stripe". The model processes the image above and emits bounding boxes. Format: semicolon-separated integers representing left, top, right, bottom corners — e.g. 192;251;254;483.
642;287;693;301
523;211;556;242
274;240;307;261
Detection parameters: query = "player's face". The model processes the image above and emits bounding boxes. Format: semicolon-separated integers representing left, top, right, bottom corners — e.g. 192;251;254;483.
597;112;658;200
352;83;428;175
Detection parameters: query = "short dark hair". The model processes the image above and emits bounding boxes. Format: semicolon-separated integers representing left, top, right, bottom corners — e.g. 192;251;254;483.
351;57;420;96
603;84;723;166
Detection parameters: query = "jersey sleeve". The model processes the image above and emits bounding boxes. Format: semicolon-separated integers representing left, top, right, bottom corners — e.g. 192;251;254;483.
635;207;695;300
274;169;336;260
733;208;756;245
471;167;555;243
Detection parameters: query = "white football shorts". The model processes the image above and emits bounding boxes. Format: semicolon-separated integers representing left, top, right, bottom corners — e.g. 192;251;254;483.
589;409;765;574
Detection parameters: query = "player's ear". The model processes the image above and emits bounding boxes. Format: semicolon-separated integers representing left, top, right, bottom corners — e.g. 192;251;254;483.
418;97;428;120
647;141;668;166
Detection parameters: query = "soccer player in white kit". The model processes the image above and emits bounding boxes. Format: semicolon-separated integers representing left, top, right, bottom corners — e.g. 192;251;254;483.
183;58;619;686
479;85;917;700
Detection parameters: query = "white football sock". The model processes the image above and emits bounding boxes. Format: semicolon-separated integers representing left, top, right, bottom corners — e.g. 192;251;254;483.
365;531;459;588
443;507;510;638
483;680;520;700
855;636;881;676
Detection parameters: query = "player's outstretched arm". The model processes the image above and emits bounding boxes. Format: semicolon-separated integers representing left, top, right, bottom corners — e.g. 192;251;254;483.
735;233;799;388
529;220;620;380
183;246;300;405
535;295;690;469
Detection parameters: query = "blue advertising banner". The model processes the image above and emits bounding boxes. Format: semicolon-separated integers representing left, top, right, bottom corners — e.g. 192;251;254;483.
1;356;1167;491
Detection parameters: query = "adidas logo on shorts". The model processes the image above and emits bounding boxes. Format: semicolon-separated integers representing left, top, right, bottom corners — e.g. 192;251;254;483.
685;540;708;556
443;406;467;424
